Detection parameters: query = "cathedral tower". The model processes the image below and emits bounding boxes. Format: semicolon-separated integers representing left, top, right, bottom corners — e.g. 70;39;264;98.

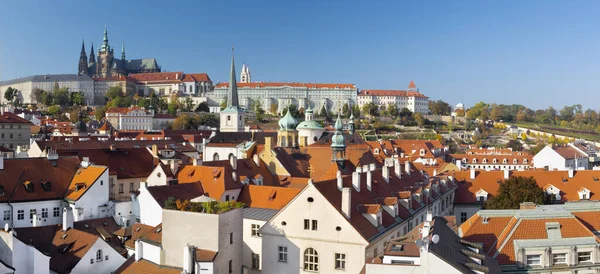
240;63;251;83
78;40;88;75
97;26;114;77
89;42;96;64
220;48;246;132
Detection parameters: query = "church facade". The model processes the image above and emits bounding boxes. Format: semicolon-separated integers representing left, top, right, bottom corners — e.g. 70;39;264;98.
78;28;161;78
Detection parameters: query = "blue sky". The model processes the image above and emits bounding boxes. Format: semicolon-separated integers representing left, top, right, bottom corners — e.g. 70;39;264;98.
1;1;599;110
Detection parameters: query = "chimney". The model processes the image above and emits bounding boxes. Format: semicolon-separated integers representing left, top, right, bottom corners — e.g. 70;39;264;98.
81;157;90;168
253;154;260;167
504;169;510;179
405;161;411;176
193;158;202;166
520;202;536;210
394;160;402;179
342;187;351;219
456;160;462;170
568;169;574;178
337;170;343;191
32;213;39;227
366;170;372;191
183;244;195;273
382;165;389;183
151;144;158;156
62;207;73;231
170;160;179;174
264;136;273;151
230;155;237;170
135;240;143;261
433;169;437;176
470;169;476;180
352;167;362;192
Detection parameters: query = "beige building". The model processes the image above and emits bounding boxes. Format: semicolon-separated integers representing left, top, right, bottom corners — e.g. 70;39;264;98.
105;106;153;131
0;110;33;150
358;80;430;115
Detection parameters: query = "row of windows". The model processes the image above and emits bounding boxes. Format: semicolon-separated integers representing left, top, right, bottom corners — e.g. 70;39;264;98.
117;182;136;194
0;133;22;139
274;246;346;271
467;158;529;164
13;207;60;221
0;125;23;129
526;251;591;266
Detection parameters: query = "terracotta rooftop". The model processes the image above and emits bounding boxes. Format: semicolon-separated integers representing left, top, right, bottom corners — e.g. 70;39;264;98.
123;223;154;250
65;165;107;201
195;248;218;262
359;90;428;98
115;257;182;274
146;182;205;207
237;185;300;210
451;154;533;165
553;145;588;159
141;224;163;246
0;112;33;124
215;82;357;89
176;165;242;201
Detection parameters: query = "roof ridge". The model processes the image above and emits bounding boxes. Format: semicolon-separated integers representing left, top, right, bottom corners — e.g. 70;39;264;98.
493;218;522;258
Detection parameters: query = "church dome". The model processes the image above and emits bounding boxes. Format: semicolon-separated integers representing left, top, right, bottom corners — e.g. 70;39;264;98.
278;110;298;131
297;120;322;130
331;113;346;148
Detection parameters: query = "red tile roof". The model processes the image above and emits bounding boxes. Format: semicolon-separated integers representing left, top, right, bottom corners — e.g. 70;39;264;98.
359;90;428;98
408;80;417;89
146;182;205;207
215;82;357;89
176;165;242;200
553;145;587;159
115;257;182;274
123;223;154;249
0;112;33;124
237;185;300;210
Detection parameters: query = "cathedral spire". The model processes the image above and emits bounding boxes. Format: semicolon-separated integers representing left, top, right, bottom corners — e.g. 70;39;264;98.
78;40;88;75
227;47;239;108
89;42;95;64
100;25;110;53
121;40;126;61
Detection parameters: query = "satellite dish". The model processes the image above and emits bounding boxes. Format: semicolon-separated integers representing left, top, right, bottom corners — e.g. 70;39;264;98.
432;234;440;244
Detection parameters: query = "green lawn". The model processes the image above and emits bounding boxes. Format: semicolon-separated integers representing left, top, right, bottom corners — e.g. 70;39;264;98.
512;122;600;141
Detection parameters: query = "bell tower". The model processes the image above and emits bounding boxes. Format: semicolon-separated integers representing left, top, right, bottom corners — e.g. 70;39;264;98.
78;40;88;75
240;63;251;83
97;26;114;77
220;47;246;132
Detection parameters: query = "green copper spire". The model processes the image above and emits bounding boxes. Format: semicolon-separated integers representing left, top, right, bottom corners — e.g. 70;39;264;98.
226;47;239;108
121;40;126;60
100;25;110;52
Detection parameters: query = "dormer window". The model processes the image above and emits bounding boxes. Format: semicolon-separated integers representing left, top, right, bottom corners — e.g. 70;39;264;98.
503;159;508;164
374;148;380;154
472;158;477;164
24;181;34;193
513;159;518;164
523;159;528;164
492;158;497;164
41;181;52;192
420;149;425;156
578;188;591;200
482;158;487;164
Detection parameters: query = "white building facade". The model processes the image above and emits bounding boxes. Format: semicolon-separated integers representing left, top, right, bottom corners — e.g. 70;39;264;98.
357;82;429;115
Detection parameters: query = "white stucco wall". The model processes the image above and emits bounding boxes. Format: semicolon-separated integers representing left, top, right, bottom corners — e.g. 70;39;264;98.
137;184;162;227
69;239;126;274
12;200;62;228
113;200;138;227
260;185;368;274
141;241;162;265
243;219;266;273
72;168;109;221
146;166;169;187
533;146;567;170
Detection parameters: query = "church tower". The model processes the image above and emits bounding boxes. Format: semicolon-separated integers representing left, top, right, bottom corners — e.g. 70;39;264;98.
78;40;88;75
331;112;346;163
240;63;251;83
220;48;246;132
97;26;115;77
89;42;96;65
121;41;126;61
277;108;298;147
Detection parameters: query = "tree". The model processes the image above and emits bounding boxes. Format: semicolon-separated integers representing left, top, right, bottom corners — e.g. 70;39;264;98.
167;95;180;116
95;106;106;121
219;100;227;111
251;101;265;122
41;91;53;106
269;103;278;115
31;88;44;104
106;86;123;100
70;92;85;106
455;108;465;117
506;140;524;151
341;103;349;118
467;102;490;120
281;104;300;119
52;87;70;106
352;104;361;118
362;102;379;117
183;97;195;112
484;176;546;209
53;82;60;93
319;105;328;118
4;87;15;103
428;100;451;115
47;105;62;117
164;196;178;210
198;114;219;128
195;102;210;112
387;104;399;117
414;112;426;127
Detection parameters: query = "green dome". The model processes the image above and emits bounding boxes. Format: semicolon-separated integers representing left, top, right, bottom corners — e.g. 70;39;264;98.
331;134;346;147
279;110;298;130
297;120;322;130
334;113;343;131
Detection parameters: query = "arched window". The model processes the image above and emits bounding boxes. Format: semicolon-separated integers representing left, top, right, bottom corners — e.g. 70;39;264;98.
472;158;477;163
482;158;487;164
228;153;235;161
523;159;528;164
492;158;497;164
503;158;507;164
304;248;319;271
513;159;518;164
96;250;103;261
213;153;220;161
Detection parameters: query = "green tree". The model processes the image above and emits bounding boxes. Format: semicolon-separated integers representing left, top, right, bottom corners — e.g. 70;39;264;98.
70;92;85;106
342;103;349;118
106;86;123;100
428;100;451;115
52;82;60;93
362;102;379;117
281;104;300;119
319;105;328;118
506;139;524;151
183;97;195;112
484;176;546;209
47;105;62;117
164;196;178;210
198;114;219;128
352;104;361;118
4;87;15;103
167;94;181;116
387;104;399;117
52;87;70;106
31;88;44;104
414;112;426;127
467;102;490;120
251;101;265;122
41;91;53;106
220;100;227;111
195;102;210;112
95;106;106;121
269;103;278;115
